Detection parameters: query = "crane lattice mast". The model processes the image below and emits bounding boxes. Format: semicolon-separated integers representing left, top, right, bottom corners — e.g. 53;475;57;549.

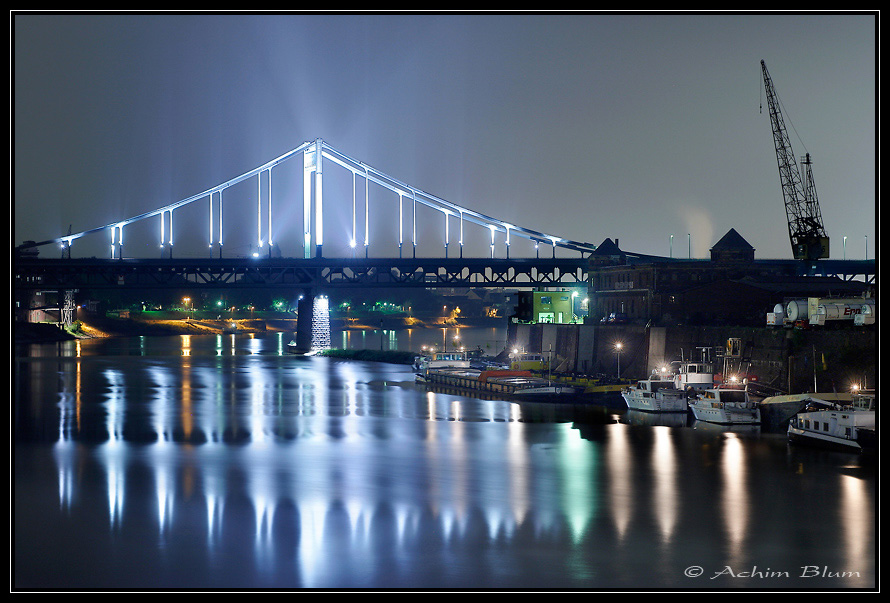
760;59;829;260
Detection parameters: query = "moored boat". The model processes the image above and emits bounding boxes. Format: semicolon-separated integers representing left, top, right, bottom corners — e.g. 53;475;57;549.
415;351;471;383
689;386;760;425
673;356;715;392
420;366;581;401
622;374;688;413
787;392;876;454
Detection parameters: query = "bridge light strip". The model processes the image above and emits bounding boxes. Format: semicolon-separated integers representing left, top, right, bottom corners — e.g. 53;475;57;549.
505;224;511;258
208;194;213;248
157;210;173;249
444;210;449;256
350;173;357;249
257;173;263;249
219;190;223;248
364;165;369;253
314;139;323;254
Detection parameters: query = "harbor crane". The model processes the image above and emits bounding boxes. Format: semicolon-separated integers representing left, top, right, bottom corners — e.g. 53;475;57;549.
760;59;830;261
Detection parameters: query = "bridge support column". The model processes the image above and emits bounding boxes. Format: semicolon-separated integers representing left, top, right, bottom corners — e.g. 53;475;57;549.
59;289;76;327
294;291;315;354
303;139;324;259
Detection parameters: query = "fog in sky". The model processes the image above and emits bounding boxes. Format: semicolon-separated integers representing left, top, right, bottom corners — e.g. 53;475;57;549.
13;13;877;261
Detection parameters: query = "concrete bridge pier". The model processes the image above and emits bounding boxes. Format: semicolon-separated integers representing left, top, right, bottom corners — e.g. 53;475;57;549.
294;290;316;353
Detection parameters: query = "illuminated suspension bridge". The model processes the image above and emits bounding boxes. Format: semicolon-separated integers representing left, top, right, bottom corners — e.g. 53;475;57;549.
18;138;597;262
15;139;597;350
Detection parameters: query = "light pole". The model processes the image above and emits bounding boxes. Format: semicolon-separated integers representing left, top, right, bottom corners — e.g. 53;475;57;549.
615;342;623;378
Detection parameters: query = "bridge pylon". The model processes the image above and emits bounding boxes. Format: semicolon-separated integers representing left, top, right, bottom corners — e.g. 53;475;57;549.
303;139;324;259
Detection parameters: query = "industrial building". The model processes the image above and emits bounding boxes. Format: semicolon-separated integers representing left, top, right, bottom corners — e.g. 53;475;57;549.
586;231;872;327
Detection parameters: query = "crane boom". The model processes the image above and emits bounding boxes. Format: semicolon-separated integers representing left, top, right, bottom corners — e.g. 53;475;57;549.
760;60;829;260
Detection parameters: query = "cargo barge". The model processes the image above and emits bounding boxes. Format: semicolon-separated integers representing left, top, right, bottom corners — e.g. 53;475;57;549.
418;366;627;403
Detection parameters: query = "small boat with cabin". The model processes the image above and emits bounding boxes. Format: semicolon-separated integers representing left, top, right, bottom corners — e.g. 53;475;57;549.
414;350;471;383
622;371;688;413
689;386;760;425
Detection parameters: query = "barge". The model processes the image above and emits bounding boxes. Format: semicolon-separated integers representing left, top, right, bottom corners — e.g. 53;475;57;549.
787;392;876;454
420;366;582;401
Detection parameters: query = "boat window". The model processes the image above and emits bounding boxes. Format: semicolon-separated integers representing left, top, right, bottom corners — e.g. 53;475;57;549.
720;390;747;402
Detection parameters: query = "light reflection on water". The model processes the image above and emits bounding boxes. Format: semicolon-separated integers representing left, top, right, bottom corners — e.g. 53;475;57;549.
14;333;876;590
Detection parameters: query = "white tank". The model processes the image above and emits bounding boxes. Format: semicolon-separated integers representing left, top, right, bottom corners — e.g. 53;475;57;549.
855;302;876;325
785;299;808;321
817;303;863;321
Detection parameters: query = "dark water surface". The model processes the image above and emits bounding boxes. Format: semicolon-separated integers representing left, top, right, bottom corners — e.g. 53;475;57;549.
13;333;876;590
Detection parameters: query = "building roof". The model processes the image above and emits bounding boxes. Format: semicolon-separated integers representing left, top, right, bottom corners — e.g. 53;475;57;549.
592;238;623;255
710;228;755;252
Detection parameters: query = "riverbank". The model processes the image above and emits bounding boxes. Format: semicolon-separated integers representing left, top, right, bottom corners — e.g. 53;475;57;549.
14;313;505;345
13;322;77;344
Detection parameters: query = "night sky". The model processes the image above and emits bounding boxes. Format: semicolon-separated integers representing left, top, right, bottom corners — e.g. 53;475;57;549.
13;13;877;261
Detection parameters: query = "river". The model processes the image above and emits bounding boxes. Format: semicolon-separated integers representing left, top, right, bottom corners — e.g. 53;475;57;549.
13;330;876;590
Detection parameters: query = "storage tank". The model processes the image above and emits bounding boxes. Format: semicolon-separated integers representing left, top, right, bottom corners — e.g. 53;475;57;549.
854;301;876;326
814;302;870;322
785;299;809;321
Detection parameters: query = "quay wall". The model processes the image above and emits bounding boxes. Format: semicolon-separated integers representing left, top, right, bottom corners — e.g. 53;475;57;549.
507;322;876;394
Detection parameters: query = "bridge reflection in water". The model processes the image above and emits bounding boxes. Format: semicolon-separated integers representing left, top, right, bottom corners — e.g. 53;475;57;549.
14;335;876;589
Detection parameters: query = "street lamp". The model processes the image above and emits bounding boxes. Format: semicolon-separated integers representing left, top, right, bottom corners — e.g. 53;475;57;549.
615;342;623;378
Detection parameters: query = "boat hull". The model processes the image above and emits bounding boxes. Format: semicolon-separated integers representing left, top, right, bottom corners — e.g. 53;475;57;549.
512;385;581;401
622;391;688;413
787;425;864;452
690;403;760;425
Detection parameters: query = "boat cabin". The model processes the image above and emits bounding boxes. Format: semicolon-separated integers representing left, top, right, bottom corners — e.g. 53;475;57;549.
430;351;468;363
510;353;547;371
697;388;748;403
674;361;714;390
637;379;677;393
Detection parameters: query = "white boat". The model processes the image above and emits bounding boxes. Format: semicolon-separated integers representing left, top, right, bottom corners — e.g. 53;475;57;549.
673;358;715;392
622;375;688;412
415;351;470;383
787;393;876;454
689;386;760;425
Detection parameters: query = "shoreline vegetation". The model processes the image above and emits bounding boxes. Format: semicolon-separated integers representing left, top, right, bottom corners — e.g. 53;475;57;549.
316;348;418;365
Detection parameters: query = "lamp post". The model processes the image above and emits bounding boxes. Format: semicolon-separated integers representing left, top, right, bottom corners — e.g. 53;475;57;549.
615;342;623;378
